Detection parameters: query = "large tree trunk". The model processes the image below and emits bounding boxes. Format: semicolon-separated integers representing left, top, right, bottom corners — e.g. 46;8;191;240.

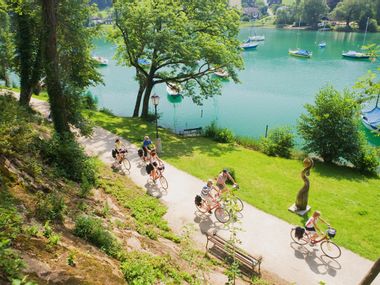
17;14;33;106
359;258;380;285
41;0;70;135
133;71;146;117
140;80;153;118
2;71;10;87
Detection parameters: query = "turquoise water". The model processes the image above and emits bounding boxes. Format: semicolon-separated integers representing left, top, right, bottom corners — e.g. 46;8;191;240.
90;28;380;143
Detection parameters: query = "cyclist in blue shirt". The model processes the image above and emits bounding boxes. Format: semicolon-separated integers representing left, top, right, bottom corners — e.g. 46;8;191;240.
142;136;153;161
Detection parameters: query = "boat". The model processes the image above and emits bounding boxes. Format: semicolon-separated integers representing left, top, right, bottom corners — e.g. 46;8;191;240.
166;82;182;96
138;58;151;65
240;41;259;50
289;49;312;58
92;56;108;66
249;35;265;42
362;96;380;133
319;41;326;48
214;68;229;78
342;51;370;59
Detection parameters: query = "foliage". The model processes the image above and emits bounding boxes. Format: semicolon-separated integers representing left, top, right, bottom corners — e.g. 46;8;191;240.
48;233;61;247
275;6;296;26
298;85;378;173
204;121;235;143
35;191;66;221
301;0;329;28
43;221;53;238
74;215;122;258
67;251;76;267
121;251;192;284
11;276;37;285
112;0;243;117
0;240;24;281
349;140;379;174
235;136;261;151
0;5;14;87
81;91;98;110
41;134;98;187
261;127;294;158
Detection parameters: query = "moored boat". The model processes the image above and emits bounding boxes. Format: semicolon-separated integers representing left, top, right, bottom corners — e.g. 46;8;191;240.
362;96;380;133
166;82;182;96
319;41;326;48
92;56;109;66
288;49;312;58
342;51;370;59
214;68;229;78
249;35;265;42
240;41;259;50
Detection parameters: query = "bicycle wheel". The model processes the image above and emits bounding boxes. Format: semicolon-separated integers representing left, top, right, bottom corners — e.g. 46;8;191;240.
215;207;230;223
321;240;341;259
121;158;131;171
159;175;168;190
233;197;244;212
290;228;309;245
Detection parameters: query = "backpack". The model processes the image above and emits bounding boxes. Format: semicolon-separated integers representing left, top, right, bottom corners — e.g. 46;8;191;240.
146;163;154;174
194;195;203;206
138;149;143;157
295;227;305;240
112;149;116;158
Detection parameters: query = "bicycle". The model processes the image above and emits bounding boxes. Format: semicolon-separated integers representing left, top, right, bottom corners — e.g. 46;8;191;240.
290;226;341;259
150;165;168;190
113;150;131;172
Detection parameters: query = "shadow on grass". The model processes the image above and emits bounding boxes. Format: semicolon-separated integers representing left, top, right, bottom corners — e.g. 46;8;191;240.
312;161;378;182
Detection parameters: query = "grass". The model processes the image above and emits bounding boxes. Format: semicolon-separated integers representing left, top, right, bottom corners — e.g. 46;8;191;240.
86;109;380;261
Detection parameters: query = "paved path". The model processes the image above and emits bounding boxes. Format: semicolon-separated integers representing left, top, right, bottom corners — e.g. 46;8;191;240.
25;95;380;285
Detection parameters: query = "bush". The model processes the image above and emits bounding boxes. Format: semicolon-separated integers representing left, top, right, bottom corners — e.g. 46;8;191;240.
81;91;98;110
35;191;66;222
41;134;97;188
350;142;379;175
74;215;122;258
261;127;294;158
235;136;261;151
99;107;114;116
204;122;234;143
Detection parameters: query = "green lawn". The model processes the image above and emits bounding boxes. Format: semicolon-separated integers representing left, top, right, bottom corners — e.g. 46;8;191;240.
86;110;380;261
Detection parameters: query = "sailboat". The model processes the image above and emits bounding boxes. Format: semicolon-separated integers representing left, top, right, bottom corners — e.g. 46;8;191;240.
240;40;259;50
289;18;312;59
342;17;370;60
362;95;380;133
92;56;108;66
166;82;182;96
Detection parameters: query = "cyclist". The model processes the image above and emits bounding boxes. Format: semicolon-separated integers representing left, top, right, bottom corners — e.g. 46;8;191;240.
201;179;219;213
148;149;164;181
305;210;329;242
142;136;153;161
216;169;237;193
114;138;127;164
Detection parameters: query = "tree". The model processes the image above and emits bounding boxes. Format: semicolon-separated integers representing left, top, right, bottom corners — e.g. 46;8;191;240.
331;0;361;28
359;258;380;285
298;85;378;173
113;0;243;118
326;0;341;11
301;0;329;29
276;6;296;26
0;2;14;87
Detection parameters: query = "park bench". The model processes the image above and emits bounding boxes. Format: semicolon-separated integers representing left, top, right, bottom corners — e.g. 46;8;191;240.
206;231;262;277
178;127;202;137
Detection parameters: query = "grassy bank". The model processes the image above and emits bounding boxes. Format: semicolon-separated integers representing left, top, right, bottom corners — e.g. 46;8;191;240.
86;109;380;261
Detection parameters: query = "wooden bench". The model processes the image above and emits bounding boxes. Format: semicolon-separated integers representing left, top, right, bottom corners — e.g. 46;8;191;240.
206;232;262;277
178;127;202;137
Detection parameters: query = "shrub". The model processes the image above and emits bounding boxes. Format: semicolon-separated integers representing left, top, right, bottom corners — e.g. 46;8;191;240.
41;134;97;188
261;127;294;158
204;122;234;143
121;251;187;284
99;107;114;116
350;142;379;175
235;136;261;151
0;239;24;281
35;191;66;222
81;91;98;110
74;215;121;258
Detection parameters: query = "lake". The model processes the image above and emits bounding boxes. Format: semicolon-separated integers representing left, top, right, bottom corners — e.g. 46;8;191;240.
90;27;380;145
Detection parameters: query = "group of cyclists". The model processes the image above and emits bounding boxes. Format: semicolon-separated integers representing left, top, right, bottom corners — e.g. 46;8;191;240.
112;136;331;245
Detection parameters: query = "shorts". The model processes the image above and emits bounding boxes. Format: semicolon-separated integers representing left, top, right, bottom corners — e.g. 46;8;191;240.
305;226;316;233
216;183;225;191
143;147;148;157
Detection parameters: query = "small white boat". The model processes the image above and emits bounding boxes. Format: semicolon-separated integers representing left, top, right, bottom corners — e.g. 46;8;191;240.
240;41;259;50
342;51;370;59
166;82;182;96
249;35;265;42
214;68;229;78
92;56;109;66
319;42;326;48
289;49;312;58
362;96;380;133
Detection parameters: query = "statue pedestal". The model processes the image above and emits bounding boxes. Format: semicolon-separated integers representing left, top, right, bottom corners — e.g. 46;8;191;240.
288;204;311;216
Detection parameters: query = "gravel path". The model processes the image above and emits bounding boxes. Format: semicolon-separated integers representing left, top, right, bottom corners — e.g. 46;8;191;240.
24;95;380;285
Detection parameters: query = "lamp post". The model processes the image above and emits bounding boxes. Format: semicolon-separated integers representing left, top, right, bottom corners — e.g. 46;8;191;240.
150;93;161;152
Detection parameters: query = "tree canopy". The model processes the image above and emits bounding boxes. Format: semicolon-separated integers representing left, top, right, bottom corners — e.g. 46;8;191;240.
112;0;243;117
301;0;329;28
